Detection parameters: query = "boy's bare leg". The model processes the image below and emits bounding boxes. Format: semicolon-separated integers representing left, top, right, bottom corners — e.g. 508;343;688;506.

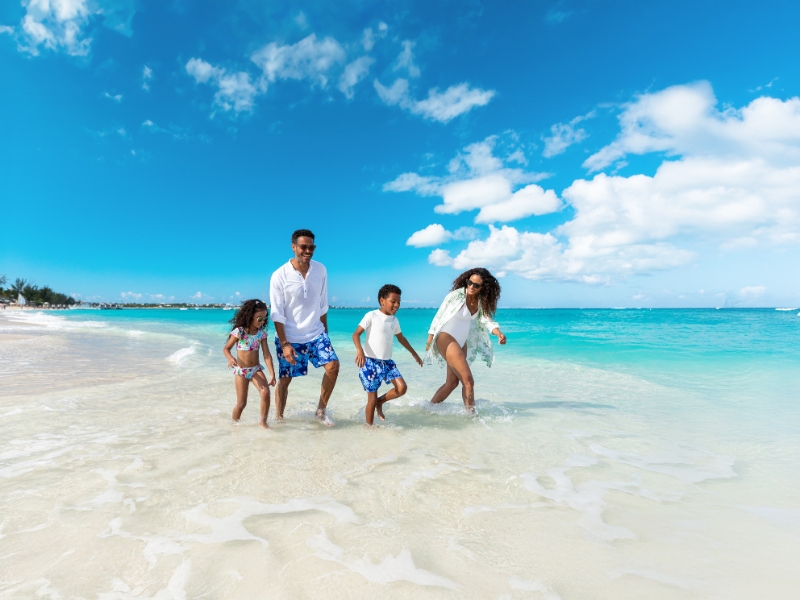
376;377;408;420
316;360;339;425
251;371;271;429
275;377;291;420
232;375;249;421
365;391;379;425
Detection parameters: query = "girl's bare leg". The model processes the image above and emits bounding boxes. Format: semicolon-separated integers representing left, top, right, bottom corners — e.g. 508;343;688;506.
251;371;271;429
232;374;250;421
365;391;379;425
376;378;407;420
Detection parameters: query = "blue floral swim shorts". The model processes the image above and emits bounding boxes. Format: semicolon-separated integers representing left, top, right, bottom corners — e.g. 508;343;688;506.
358;357;402;393
275;332;339;379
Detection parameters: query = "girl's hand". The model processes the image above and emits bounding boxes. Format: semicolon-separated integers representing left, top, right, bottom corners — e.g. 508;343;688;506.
267;374;276;386
355;349;366;368
227;357;238;369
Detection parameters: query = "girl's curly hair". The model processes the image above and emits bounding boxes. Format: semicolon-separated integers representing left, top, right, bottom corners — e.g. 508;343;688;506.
450;268;501;317
230;299;268;333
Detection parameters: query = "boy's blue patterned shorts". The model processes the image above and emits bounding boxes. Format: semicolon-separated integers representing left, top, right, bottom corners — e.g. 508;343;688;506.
275;332;339;378
358;357;402;392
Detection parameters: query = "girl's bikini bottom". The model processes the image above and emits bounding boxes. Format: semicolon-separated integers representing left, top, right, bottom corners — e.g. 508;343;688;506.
233;364;264;380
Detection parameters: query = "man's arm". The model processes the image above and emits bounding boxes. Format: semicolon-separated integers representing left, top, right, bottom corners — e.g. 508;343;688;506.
320;312;328;333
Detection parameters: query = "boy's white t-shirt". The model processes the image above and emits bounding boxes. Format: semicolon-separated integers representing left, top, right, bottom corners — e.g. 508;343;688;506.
359;310;401;360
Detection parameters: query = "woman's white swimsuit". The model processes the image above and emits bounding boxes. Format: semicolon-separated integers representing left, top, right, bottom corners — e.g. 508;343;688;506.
439;302;478;347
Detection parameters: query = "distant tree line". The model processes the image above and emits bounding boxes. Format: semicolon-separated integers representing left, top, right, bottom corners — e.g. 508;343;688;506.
0;275;77;306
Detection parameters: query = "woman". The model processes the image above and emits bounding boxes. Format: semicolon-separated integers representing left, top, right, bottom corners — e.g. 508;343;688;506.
425;267;507;412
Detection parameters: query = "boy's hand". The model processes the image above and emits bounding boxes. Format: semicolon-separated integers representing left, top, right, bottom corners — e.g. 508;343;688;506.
413;352;423;367
355;349;366;368
227;357;237;369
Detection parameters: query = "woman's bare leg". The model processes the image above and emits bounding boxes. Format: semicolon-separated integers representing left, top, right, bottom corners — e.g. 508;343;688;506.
232;374;249;421
251;371;271;429
430;333;472;405
376;377;407;420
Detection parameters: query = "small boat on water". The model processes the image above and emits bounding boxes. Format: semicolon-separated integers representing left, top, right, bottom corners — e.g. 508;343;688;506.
100;303;123;310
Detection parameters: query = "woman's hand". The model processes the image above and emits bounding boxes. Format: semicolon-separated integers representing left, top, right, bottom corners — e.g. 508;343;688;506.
492;329;507;345
425;334;434;352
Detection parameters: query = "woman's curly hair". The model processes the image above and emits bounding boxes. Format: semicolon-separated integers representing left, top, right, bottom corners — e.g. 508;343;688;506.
230;299;269;333
450;268;501;317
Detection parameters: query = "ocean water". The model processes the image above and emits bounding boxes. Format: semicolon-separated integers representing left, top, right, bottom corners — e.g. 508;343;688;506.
0;307;798;599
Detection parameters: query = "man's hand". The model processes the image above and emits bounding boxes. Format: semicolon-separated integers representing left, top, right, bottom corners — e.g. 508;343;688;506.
355;349;366;368
282;343;297;365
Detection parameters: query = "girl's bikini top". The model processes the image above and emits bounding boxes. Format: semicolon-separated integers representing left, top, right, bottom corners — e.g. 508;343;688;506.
230;327;267;351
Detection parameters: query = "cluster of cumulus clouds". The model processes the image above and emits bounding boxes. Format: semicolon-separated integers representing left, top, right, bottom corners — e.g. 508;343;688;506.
391;81;800;284
184;27;493;122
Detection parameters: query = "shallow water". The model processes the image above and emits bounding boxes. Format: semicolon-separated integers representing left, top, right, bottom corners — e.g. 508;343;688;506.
0;308;798;599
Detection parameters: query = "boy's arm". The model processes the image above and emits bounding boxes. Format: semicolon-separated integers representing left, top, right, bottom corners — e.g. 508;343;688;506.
223;336;238;368
352;326;366;367
396;333;423;366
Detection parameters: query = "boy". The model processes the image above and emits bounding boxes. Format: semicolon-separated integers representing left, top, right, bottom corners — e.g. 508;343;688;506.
352;284;423;425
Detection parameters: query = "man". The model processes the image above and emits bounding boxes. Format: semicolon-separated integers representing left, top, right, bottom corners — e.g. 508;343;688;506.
269;229;339;425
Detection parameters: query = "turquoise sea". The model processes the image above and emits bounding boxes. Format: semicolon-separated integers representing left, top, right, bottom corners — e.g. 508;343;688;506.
0;307;798;598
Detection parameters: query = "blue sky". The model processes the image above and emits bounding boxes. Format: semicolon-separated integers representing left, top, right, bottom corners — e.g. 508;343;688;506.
2;0;800;307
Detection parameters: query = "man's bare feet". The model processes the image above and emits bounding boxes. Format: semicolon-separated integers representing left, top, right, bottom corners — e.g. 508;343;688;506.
316;408;335;427
376;402;386;421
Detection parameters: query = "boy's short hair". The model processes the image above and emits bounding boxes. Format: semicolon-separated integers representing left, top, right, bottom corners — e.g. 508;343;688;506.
292;229;315;244
378;284;402;300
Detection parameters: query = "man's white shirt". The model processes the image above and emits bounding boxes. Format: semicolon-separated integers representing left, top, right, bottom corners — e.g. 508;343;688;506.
269;260;328;343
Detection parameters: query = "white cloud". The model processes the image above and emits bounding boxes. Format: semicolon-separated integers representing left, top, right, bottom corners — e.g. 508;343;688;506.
420;82;800;284
407;224;480;247
739;286;765;298
294;11;309;29
385;136;559;223
428;249;454;267
361;23;387;51
186;58;264;113
251;34;345;88
0;25;14;35
120;291;142;300
339;56;375;99
542;111;594;157
142;64;152;91
374;78;495;123
394;40;420;78
104;92;122;102
16;0;135;56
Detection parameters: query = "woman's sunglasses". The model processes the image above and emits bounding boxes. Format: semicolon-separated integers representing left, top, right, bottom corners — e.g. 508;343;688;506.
466;281;483;289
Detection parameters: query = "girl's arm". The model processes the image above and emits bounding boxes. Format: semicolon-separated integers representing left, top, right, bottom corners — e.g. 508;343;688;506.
223;336;238;369
352;326;366;368
396;333;423;366
260;338;276;386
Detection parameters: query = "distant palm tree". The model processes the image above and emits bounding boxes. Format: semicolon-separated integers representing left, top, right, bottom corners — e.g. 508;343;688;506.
11;278;26;295
0;274;6;287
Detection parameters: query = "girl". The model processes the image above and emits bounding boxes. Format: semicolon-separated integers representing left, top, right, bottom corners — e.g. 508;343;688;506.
425;268;507;414
223;299;276;428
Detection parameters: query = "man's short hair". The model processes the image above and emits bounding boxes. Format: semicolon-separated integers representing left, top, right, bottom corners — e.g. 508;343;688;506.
292;229;315;244
378;284;402;300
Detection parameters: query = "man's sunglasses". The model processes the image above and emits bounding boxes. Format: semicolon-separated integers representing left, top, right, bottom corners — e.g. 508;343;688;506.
295;243;317;252
466;281;483;289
